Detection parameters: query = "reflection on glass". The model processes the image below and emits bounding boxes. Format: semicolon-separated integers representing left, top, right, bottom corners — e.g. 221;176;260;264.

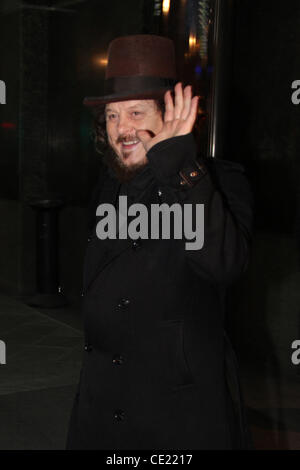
94;57;108;67
188;33;197;52
162;0;171;14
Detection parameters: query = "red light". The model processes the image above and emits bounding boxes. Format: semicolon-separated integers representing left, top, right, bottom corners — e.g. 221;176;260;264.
0;122;16;129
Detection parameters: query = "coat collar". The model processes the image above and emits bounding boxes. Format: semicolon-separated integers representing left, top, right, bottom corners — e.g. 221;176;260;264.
84;164;157;293
106;161;155;196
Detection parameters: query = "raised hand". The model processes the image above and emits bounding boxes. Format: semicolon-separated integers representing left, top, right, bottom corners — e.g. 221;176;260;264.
136;82;199;152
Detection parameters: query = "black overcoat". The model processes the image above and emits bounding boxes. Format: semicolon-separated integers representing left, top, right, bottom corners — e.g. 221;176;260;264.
66;133;253;450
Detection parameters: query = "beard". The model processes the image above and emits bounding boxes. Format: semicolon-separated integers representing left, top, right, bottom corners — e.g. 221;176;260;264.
103;144;148;183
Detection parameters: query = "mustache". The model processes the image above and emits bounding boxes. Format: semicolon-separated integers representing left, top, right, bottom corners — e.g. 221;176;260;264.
116;134;140;144
116;130;155;144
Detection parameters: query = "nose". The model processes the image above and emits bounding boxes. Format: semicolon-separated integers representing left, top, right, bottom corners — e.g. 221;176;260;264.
117;112;134;135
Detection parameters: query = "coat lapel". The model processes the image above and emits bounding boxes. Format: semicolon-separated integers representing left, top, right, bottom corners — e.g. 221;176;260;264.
83;174;121;291
83;171;157;293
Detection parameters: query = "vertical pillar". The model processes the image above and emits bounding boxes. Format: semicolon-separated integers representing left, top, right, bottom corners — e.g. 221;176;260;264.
28;199;67;308
208;0;235;158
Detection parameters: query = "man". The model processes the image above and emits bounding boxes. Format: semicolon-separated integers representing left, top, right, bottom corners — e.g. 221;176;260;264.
66;35;253;450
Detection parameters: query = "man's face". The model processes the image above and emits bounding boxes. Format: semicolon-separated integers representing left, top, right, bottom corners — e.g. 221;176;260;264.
105;99;164;171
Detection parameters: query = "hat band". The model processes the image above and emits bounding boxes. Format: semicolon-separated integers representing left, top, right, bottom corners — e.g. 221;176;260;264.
104;76;176;95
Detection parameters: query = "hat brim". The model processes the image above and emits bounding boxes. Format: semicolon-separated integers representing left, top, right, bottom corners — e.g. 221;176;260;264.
83;86;174;107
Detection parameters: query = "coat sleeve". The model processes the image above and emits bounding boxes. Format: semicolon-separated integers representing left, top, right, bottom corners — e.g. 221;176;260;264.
146;133;254;285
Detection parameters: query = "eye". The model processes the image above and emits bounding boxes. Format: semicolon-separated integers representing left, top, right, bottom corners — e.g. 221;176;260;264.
131;111;142;118
106;113;117;121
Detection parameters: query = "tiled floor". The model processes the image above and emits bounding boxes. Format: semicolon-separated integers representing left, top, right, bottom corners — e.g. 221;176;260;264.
0;293;83;449
1;293;300;449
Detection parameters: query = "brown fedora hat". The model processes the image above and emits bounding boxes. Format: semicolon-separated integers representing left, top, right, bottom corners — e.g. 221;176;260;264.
83;34;177;107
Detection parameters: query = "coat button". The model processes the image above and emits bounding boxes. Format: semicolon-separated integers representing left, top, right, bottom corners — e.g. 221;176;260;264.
118;298;130;308
132;240;141;250
112;354;124;365
114;410;125;421
84;343;93;352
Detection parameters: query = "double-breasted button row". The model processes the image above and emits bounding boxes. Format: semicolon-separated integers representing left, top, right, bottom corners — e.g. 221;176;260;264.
132;240;141;250
114;409;125;421
112;354;124;365
84;343;93;352
117;298;130;308
157;189;163;203
83;345;125;422
84;345;124;364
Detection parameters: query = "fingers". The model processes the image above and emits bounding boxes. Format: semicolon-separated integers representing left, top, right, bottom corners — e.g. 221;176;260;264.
163;82;199;134
181;85;192;120
164;82;185;122
184;95;199;130
164;90;174;122
165;82;193;120
174;82;184;119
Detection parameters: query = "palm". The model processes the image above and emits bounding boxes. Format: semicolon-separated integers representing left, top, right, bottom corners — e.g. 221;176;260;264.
137;82;199;152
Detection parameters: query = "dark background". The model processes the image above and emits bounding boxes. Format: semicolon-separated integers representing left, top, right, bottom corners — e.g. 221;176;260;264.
0;0;300;449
